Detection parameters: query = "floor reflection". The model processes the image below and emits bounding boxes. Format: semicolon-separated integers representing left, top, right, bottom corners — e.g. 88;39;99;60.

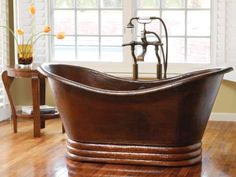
66;159;202;177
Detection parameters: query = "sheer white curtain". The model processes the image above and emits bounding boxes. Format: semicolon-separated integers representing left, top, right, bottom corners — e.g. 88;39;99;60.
0;0;10;121
215;0;236;82
225;0;236;81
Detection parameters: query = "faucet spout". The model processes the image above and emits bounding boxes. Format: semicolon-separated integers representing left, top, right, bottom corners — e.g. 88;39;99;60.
137;30;147;62
137;45;147;61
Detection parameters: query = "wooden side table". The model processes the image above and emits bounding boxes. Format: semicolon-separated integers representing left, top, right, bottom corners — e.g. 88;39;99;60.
2;64;60;137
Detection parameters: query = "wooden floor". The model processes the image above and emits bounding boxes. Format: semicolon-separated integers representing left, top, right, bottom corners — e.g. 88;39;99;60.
0;119;235;177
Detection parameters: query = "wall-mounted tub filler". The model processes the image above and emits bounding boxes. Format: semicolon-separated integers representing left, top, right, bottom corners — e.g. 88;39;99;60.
123;17;168;80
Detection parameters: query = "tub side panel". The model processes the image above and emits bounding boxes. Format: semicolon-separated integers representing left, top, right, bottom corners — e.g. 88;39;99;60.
48;74;224;147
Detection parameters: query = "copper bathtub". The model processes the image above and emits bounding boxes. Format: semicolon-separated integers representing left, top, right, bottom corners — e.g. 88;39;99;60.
39;64;232;167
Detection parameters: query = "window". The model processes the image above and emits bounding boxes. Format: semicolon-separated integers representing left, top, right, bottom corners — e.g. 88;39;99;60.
137;0;211;63
52;0;123;62
49;0;214;74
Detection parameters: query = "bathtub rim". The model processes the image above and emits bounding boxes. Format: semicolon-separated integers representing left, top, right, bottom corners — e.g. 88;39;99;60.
38;63;233;96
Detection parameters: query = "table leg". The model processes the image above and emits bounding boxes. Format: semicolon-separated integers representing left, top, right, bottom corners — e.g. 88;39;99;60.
39;77;46;104
39;77;46;129
32;76;41;137
2;71;17;133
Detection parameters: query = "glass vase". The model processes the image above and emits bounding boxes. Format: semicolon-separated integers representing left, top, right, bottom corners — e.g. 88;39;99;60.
17;44;33;68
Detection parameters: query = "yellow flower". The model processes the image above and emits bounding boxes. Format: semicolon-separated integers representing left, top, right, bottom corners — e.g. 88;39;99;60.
44;26;51;33
17;28;24;35
29;5;36;15
56;32;65;39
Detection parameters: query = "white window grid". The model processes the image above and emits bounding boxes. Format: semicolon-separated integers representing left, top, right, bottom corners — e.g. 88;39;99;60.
136;0;212;63
50;0;212;64
48;0;216;76
51;0;123;61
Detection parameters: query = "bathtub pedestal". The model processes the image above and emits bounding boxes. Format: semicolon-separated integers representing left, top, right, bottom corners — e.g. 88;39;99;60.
67;139;202;167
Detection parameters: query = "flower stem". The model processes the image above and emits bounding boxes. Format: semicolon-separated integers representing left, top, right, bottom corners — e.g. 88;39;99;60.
23;33;53;58
23;31;44;56
0;25;23;53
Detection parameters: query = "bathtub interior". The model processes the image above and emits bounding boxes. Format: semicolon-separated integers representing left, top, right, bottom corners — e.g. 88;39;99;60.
42;64;225;91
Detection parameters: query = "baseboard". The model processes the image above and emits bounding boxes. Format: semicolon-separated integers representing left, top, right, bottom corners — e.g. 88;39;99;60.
210;113;236;121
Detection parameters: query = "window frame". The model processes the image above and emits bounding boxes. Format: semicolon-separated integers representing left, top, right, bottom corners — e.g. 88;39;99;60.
48;0;216;77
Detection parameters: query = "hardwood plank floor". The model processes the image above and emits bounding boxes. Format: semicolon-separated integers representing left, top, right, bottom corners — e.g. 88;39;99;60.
0;119;235;177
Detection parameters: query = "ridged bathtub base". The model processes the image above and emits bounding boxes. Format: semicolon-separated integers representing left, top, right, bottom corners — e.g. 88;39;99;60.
67;139;202;167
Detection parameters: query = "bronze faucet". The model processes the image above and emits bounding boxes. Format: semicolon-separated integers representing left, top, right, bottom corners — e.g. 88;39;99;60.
123;17;168;80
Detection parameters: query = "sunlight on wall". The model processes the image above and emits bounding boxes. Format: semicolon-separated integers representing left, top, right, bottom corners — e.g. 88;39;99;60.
213;80;236;113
